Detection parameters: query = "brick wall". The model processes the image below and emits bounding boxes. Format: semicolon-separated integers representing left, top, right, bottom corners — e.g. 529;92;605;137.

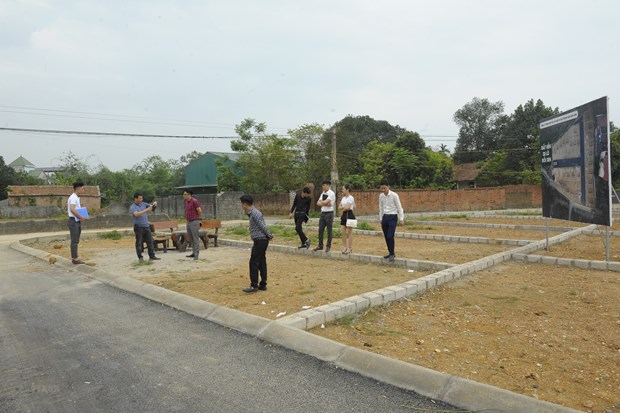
157;185;542;218
7;185;101;210
253;185;542;215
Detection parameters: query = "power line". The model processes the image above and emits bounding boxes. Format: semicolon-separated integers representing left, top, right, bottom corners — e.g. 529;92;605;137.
0;104;236;127
0;127;238;139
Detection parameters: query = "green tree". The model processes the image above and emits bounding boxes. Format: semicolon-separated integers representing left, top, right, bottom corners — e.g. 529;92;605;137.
232;118;301;192
0;156;18;200
215;156;242;191
359;140;394;188
389;147;419;187
453;97;506;164
499;99;559;172
425;149;454;189
91;166;132;206
326;115;407;179
53;151;94;185
475;152;517;187
130;155;181;198
287;123;328;187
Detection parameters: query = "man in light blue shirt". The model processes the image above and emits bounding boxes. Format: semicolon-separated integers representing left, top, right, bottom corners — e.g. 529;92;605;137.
129;192;161;262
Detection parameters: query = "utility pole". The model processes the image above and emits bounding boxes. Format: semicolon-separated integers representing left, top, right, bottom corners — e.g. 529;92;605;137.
331;128;339;211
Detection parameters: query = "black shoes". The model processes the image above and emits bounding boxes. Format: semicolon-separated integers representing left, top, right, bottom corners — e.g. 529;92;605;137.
313;247;323;251
305;239;311;249
297;245;306;249
384;255;395;262
72;259;85;265
186;254;195;258
325;247;330;253
150;256;161;261
383;254;391;259
243;285;267;293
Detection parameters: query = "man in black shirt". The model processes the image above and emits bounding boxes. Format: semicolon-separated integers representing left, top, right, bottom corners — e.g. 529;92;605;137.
289;186;312;249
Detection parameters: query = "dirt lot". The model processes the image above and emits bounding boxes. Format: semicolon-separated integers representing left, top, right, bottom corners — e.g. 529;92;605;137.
31;235;434;319
412;216;589;228
28;221;620;412
537;233;620;261
315;262;620;412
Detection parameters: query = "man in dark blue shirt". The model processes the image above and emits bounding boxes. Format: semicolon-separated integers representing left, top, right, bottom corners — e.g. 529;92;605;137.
240;195;273;293
129;192;161;262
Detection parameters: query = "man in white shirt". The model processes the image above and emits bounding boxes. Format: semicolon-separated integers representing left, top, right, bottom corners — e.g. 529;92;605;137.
313;179;336;252
379;179;404;262
67;181;89;265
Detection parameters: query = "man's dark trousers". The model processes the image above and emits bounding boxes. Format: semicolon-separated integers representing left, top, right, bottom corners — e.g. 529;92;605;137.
68;217;81;259
134;225;155;259
249;238;269;288
381;214;398;256
317;211;333;249
294;212;308;245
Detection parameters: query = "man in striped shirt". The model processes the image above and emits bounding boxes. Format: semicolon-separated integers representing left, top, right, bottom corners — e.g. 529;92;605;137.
379;179;404;262
240;195;274;293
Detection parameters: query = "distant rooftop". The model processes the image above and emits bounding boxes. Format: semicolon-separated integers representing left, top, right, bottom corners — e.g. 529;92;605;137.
8;155;35;168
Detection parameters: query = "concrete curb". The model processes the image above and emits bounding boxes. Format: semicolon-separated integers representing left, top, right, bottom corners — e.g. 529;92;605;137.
9;234;583;413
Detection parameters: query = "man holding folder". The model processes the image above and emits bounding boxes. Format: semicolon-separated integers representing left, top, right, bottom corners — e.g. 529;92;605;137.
67;181;89;265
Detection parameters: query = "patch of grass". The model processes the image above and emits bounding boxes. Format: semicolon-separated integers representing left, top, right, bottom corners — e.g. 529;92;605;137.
569;289;577;296
503;211;541;216
298;290;316;295
225;226;249;236
446;214;469;219
357;221;375;230
405;225;435;231
462;301;473;307
270;225;299;240
98;230;123;240
483;295;519;303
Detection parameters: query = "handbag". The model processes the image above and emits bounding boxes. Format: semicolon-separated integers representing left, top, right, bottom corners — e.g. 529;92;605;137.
346;219;358;228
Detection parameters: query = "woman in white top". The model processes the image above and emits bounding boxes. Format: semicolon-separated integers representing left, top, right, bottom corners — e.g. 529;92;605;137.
339;184;355;254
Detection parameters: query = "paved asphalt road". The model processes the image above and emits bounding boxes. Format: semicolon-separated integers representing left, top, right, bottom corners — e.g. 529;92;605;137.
0;243;462;413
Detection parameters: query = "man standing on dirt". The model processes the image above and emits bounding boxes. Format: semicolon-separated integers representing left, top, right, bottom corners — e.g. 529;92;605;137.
183;190;203;260
129;193;161;262
67;181;89;265
379;179;404;262
240;195;273;293
289;186;312;249
313;179;335;253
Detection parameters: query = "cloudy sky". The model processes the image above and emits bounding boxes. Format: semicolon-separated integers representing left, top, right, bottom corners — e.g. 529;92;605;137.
1;0;618;171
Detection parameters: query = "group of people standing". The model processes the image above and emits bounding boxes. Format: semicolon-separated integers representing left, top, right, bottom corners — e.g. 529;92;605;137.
66;178;405;296
289;178;404;262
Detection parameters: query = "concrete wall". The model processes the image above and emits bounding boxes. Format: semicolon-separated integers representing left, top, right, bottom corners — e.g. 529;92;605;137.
0;213;172;235
154;192;245;220
0;205;63;219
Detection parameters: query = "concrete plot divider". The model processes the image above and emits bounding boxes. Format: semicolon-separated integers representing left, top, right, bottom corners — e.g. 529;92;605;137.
258;322;347;363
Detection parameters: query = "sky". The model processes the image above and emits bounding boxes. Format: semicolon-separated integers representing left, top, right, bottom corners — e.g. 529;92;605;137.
1;0;618;171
